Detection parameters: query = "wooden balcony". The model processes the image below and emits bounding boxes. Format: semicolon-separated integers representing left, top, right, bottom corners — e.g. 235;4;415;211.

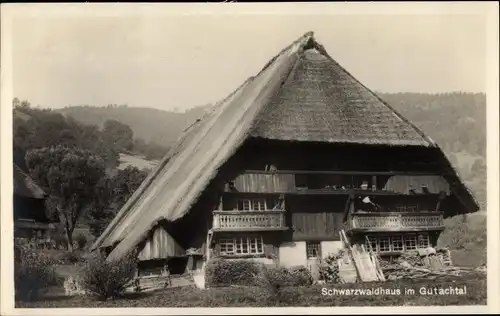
212;210;287;232
346;212;444;233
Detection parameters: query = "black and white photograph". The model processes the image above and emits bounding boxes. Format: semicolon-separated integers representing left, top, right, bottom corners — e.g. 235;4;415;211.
1;2;499;315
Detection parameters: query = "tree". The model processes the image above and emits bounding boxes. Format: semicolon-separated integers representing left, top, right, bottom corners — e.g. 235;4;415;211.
102;120;134;152
86;177;115;238
133;137;148;155
111;166;148;208
86;166;148;238
13;97;31;110
144;141;169;161
26;146;105;251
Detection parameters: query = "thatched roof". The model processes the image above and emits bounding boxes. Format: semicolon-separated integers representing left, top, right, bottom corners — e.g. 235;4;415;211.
250;46;432;146
91;32;478;261
13;164;46;199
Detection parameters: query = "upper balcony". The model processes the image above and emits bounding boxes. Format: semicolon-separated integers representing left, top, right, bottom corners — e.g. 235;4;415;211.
224;170;450;196
346;211;445;234
212;210;287;232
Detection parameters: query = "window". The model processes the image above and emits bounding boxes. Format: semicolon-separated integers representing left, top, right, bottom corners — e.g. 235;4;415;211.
237;199;267;211
406;205;418;212
391;235;404;251
366;234;430;253
219;238;235;255
252;199;267;211
395;204;419;212
418;234;430;248
404;235;418;250
378;236;391;252
219;236;263;256
306;242;322;258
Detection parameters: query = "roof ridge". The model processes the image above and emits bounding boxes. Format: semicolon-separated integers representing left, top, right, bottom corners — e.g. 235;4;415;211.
248;33;317;136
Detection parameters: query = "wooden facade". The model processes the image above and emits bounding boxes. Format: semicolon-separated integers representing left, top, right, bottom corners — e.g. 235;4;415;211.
130;140;473;276
200;140;458;266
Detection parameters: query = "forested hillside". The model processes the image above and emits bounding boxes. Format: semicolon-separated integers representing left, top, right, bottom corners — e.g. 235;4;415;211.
58;104;211;147
377;92;486;209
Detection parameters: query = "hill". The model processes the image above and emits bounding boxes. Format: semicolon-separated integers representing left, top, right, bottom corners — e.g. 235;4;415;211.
58;104;211;147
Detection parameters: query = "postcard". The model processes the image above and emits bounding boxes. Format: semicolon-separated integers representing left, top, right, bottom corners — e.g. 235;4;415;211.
1;2;499;315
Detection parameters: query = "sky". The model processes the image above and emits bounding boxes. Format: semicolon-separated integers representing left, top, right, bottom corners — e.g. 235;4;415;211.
9;4;489;112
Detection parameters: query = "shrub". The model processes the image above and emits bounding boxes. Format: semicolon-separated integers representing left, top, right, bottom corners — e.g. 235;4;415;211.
319;250;347;284
79;250;137;301
74;234;88;250
14;242;57;301
205;259;266;288
52;231;68;250
53;250;85;264
267;266;313;287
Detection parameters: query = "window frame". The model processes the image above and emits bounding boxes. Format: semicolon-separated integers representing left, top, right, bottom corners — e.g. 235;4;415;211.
237;199;267;211
404;234;418;250
306;241;322;259
218;236;264;256
418;233;430;248
366;233;431;253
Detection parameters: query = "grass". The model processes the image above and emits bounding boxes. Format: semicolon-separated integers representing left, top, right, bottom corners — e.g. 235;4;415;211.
17;271;486;308
118;153;158;171
438;212;487;267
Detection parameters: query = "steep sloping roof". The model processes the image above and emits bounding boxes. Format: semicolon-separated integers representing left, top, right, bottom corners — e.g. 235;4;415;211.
13;164;46;199
92;32;478;261
250;47;432;146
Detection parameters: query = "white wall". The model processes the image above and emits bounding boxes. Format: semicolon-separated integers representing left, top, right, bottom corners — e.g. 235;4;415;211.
321;241;345;258
279;241;307;267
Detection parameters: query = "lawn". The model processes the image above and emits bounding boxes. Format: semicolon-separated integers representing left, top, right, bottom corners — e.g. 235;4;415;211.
17;271;486;308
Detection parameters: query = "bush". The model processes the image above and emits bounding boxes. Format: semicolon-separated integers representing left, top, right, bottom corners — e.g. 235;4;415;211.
267;266;313;287
319;250;347;284
60;250;84;264
79;250;137;301
14;242;57;301
74;234;88;250
205;259;266;288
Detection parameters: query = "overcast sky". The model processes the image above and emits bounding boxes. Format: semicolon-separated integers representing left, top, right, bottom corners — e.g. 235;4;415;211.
9;5;488;112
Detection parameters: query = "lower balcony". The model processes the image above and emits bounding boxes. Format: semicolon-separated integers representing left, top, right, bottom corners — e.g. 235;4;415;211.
212;210;288;232
346;212;445;233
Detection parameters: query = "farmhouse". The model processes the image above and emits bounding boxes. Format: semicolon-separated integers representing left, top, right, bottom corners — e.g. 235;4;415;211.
91;32;478;281
13;163;54;245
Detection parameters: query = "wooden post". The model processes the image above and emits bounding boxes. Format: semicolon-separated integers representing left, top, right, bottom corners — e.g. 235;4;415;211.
218;195;223;211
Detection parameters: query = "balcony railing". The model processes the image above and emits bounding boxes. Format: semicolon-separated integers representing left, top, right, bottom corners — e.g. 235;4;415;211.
347;212;444;232
212;210;287;231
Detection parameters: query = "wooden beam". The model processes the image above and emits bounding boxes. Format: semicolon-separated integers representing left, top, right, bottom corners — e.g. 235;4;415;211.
211;227;289;233
243;170;442;176
352;211;444;217
347;226;445;233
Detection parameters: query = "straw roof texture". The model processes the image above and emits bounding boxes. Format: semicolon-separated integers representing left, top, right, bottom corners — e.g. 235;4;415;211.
13;164;46;199
250;48;432;146
91;32;478;261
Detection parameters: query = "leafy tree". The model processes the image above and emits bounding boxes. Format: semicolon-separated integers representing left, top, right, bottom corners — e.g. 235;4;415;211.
12;103;120;168
133;137;148;155
13;97;31;110
144;141;169;161
102;119;134;153
25;146;106;251
111;166;148;208
86;177;115;238
86;166;148;238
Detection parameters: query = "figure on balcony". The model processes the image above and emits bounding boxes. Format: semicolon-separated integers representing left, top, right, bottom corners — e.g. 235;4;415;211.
358;196;381;213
